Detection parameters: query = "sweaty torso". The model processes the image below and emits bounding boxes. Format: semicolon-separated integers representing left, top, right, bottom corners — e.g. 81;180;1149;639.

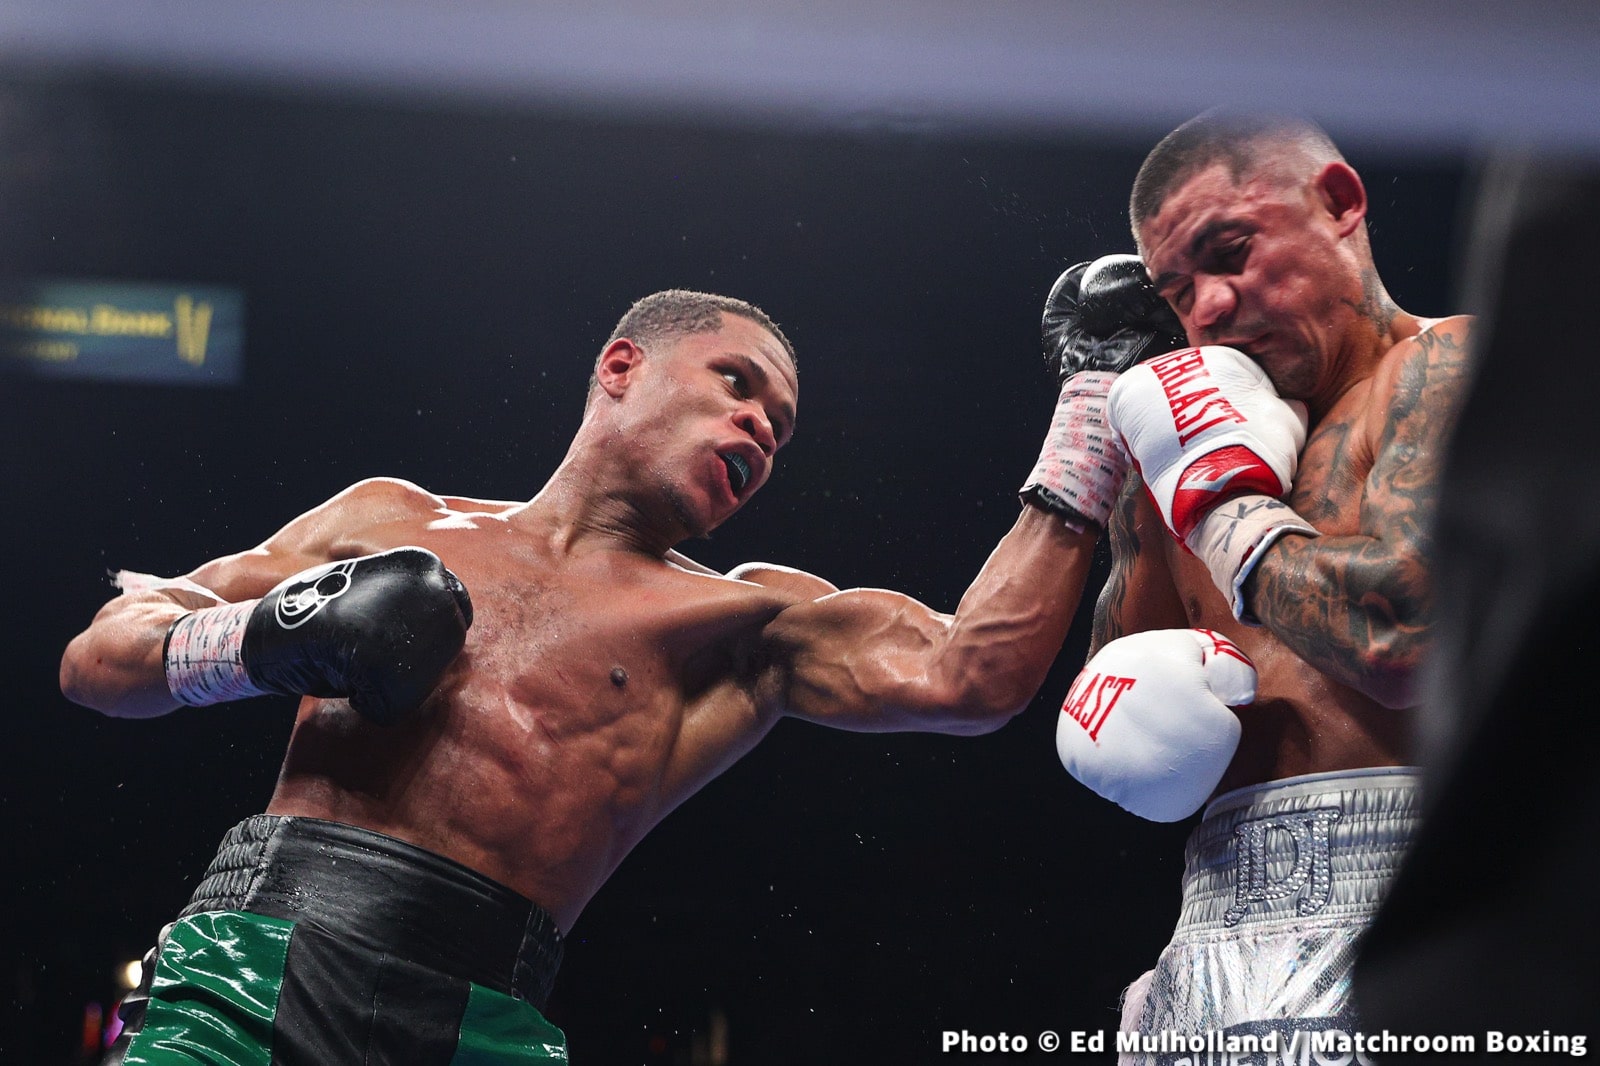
1137;355;1412;794
265;497;795;932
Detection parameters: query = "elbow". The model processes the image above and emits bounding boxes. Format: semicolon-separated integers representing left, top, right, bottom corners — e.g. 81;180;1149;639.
1348;554;1435;709
58;637;103;712
59;598;186;719
59;634;146;717
1349;628;1428;710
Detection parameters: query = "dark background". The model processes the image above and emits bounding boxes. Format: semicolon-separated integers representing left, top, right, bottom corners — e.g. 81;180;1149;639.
0;72;1469;1064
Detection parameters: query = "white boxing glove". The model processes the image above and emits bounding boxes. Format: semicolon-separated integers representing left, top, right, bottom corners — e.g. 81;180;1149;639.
1055;628;1256;822
1106;345;1319;622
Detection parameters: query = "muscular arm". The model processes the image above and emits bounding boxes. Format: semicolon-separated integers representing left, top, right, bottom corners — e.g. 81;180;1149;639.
754;505;1099;735
1243;320;1473;707
59;477;440;717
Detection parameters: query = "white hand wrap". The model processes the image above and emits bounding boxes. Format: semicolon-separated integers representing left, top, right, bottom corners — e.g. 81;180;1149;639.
164;601;271;706
1107;346;1318;620
1055;628;1255;822
1187;495;1319;623
1019;371;1126;532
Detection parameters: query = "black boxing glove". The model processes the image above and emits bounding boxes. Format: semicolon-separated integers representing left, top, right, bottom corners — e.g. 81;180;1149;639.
1042;254;1187;380
1021;254;1187;531
163;547;473;725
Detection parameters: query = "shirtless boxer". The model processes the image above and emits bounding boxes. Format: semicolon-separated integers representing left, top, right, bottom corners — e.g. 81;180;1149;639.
60;287;1134;1064
1049;113;1473;1054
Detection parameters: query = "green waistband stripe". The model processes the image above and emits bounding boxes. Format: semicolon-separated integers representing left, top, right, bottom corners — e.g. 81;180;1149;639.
120;908;569;1064
123;911;292;1066
451;982;569;1064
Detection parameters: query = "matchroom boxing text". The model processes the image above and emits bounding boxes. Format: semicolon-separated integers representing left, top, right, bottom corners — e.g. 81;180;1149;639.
938;1027;1588;1059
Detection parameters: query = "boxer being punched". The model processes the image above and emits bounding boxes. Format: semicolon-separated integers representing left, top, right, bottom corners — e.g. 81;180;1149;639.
1049;113;1473;1053
61;289;1124;1064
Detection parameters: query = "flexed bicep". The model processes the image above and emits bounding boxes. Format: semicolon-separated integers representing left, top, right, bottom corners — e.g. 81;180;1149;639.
757;507;1101;735
758;587;977;733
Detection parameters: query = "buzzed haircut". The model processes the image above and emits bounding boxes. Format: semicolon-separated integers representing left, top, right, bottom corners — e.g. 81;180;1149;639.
606;289;796;368
1130;110;1346;235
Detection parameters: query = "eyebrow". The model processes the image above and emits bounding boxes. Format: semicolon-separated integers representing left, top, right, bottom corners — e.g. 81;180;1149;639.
726;351;797;437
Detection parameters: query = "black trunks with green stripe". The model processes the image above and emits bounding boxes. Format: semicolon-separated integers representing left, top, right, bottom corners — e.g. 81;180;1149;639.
115;815;567;1065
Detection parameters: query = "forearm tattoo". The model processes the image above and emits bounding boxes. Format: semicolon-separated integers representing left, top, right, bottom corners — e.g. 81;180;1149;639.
1248;325;1470;698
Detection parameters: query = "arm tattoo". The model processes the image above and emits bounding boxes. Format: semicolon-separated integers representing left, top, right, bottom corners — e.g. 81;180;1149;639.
1248;324;1471;701
1090;478;1144;655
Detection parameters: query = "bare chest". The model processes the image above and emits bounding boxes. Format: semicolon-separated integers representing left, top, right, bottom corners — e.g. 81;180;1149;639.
1153;380;1404;783
1282;385;1379;537
273;505;796;919
443;548;778;735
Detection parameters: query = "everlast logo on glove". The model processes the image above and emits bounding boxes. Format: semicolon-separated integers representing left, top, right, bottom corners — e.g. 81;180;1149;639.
1054;629;1253;822
1147;347;1249;445
1108;345;1315;620
1060;671;1137;742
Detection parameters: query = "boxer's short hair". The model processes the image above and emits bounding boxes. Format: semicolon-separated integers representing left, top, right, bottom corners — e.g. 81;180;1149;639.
1131;110;1345;234
607;290;795;368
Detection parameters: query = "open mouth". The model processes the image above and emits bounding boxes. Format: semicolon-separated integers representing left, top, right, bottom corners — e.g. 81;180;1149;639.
721;452;751;494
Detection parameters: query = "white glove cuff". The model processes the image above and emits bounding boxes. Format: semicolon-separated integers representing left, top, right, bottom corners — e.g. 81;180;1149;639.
1187;495;1319;624
1019;371;1126;532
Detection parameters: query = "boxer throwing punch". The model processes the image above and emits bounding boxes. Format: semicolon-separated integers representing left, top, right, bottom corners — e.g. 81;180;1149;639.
1048;112;1473;1052
63;288;1129;1064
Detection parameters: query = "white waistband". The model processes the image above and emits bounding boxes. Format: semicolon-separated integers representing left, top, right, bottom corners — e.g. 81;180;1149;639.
1172;767;1422;937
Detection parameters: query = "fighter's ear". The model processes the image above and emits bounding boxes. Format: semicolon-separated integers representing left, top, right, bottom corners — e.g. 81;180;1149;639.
594;338;645;398
1316;161;1368;238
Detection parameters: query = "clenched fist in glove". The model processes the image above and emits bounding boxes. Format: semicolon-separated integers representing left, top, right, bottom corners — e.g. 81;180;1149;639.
1021;254;1188;532
1055;628;1256;822
163;547;473;725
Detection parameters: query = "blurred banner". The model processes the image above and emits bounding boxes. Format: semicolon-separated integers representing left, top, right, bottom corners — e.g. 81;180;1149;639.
0;278;244;385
